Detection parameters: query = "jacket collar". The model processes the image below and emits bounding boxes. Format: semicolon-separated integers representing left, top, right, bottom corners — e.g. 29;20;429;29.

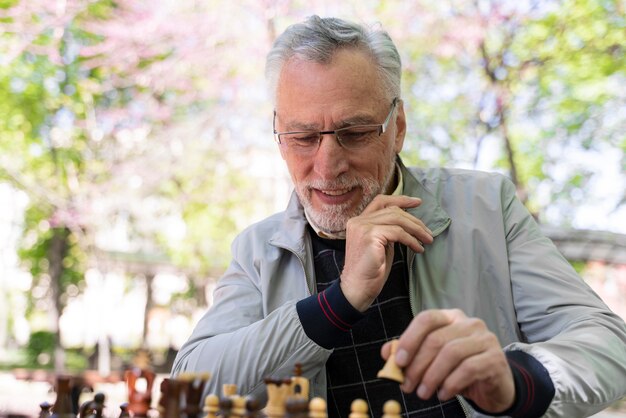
397;158;451;237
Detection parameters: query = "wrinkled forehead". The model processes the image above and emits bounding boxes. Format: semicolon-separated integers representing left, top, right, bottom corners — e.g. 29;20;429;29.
275;50;387;120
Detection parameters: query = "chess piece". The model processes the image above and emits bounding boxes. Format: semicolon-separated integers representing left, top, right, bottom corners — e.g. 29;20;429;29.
203;394;220;418
118;403;130;418
219;397;233;418
160;378;183;418
285;397;309;418
51;375;75;418
377;339;404;383
179;373;211;418
349;399;369;418
78;393;105;418
309;397;327;418
230;395;246;418
39;401;53;418
125;354;156;418
291;364;309;399
264;377;292;418
382;400;401;418
244;396;262;418
222;383;238;397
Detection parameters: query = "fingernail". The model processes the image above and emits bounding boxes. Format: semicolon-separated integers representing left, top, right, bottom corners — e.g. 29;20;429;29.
395;348;408;366
438;388;449;400
401;377;413;393
417;384;429;399
427;228;433;235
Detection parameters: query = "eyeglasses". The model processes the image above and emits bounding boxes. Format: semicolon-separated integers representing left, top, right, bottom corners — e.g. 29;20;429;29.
273;98;398;155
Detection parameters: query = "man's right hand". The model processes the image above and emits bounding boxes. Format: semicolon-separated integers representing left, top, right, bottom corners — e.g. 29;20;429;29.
339;195;434;312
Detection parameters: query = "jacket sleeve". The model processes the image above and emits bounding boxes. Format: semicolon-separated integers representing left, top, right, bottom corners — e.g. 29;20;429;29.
500;178;626;417
171;232;331;403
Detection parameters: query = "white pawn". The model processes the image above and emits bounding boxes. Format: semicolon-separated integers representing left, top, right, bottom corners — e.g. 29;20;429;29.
349;399;369;418
309;397;327;418
204;394;219;418
382;400;401;418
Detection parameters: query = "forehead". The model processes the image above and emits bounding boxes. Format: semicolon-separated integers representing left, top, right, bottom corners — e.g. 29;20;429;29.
275;49;387;126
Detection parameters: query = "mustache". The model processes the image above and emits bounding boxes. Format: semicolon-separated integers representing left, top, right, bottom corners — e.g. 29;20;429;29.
303;177;366;190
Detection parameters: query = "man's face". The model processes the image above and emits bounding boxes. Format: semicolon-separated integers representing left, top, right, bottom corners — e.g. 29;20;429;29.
274;49;406;234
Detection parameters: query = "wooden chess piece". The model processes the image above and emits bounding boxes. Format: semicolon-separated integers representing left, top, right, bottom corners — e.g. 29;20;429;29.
125;356;156;417
291;363;309;399
222;383;238;397
349;399;369;418
118;403;130;418
160;378;183;418
203;394;220;418
51;375;75;418
309;397;327;418
78;393;105;418
264;377;292;418
219;397;233;418
244;396;262;418
39;401;53;418
377;339;404;383
285;397;309;418
179;373;210;418
382;400;401;418
230;395;246;418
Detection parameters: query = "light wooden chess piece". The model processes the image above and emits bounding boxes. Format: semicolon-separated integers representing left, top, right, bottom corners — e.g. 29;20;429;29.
377;339;404;383
309;397;327;418
203;394;219;418
230;395;246;418
349;399;369;418
264;378;293;418
222;384;238;397
382;400;401;418
291;363;310;399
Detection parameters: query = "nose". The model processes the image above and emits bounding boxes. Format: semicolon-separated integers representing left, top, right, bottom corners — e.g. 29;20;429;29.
312;133;349;180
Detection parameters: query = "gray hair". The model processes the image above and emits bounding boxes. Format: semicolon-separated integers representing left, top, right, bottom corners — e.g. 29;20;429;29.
265;15;402;104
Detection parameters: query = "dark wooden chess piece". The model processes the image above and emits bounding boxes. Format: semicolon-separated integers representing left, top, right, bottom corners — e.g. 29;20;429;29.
125;350;155;417
118;403;130;418
51;375;75;418
39;401;53;418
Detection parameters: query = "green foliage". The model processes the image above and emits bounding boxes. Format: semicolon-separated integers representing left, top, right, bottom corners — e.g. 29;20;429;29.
26;330;55;367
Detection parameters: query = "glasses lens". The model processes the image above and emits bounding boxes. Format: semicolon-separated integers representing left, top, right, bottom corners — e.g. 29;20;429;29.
336;126;379;149
281;132;321;152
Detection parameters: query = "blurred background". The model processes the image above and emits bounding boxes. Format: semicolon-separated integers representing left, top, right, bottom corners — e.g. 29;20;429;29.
0;0;625;415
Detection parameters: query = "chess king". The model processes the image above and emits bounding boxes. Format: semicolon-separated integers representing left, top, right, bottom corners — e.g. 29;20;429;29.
172;15;626;418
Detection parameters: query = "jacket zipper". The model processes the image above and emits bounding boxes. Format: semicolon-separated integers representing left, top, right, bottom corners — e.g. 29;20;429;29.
272;243;313;296
456;396;471;417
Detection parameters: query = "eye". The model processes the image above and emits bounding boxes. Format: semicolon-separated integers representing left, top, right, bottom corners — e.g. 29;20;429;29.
339;127;376;144
283;133;319;147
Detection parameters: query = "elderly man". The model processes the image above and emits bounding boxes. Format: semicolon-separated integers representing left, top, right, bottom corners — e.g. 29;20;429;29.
172;16;626;417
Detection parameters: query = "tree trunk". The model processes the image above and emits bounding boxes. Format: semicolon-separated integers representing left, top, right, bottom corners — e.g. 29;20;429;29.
142;273;155;349
48;226;70;373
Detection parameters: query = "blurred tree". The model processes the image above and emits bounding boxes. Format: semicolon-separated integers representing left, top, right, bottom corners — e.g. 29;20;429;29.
0;0;272;364
397;0;625;223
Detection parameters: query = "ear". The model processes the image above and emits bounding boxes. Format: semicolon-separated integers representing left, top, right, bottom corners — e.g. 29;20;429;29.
393;100;406;154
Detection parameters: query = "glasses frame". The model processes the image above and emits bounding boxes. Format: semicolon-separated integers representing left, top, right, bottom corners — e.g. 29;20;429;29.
273;98;399;150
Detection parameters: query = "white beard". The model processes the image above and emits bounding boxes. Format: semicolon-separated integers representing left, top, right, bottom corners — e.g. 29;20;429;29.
296;159;397;235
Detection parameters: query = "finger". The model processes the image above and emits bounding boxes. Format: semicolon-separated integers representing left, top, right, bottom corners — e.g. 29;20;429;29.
353;207;434;245
416;329;497;400
362;195;422;214
400;314;477;393
437;343;507;402
396;310;464;368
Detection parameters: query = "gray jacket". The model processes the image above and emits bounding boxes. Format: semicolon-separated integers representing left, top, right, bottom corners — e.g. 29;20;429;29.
173;162;626;417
